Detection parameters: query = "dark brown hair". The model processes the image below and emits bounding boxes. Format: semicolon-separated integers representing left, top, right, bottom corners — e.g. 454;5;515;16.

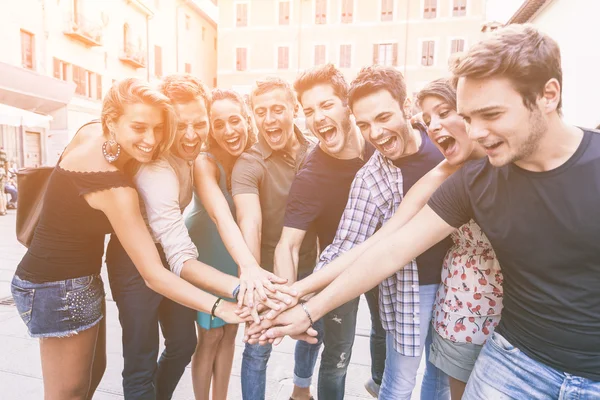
416;78;457;111
294;63;349;106
348;65;407;112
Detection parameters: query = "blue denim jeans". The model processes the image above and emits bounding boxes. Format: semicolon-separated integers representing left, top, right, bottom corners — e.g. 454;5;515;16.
464;332;600;400
241;319;323;400
106;237;197;400
379;284;450;400
318;286;386;400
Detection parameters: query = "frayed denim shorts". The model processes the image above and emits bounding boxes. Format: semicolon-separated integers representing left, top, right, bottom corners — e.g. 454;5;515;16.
11;273;105;338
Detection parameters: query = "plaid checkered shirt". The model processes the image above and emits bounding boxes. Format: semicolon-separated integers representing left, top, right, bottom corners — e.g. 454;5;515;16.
314;151;422;356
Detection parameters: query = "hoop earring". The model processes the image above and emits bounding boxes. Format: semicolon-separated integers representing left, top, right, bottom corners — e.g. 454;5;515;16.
102;138;121;163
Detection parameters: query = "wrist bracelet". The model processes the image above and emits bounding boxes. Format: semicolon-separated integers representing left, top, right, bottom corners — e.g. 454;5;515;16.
211;297;223;320
232;284;241;300
300;302;314;327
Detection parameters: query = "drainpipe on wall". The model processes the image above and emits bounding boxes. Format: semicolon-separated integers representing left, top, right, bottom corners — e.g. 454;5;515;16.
403;0;410;77
146;14;150;80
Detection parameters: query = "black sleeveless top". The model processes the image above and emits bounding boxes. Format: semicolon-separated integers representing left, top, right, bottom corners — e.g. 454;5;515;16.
16;165;134;282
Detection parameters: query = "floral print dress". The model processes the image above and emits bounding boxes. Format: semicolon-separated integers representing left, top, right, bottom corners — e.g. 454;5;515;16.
432;219;503;345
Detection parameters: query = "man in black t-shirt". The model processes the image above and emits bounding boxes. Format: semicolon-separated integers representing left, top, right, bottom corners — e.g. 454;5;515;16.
273;64;384;399
256;24;600;399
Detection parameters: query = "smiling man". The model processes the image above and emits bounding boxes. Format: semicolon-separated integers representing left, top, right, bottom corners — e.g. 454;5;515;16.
273;64;384;399
231;77;321;400
304;65;451;399
105;74;243;400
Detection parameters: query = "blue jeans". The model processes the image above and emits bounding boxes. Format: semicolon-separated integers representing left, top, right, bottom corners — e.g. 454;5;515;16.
318;287;386;400
464;332;600;400
379;284;449;400
241;319;323;400
106;237;197;400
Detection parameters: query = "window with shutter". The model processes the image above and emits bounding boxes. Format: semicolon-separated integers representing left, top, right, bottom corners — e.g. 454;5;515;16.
424;0;437;19
376;43;395;66
236;48;247;71
453;0;467;16
341;0;353;23
87;71;94;98
53;58;61;79
450;39;464;54
185;63;192;73
340;45;351;68
73;66;86;96
278;46;289;69
236;3;248;27
373;44;379;65
20;30;35;70
96;74;102;100
279;1;290;25
154;45;163;77
315;0;327;24
381;0;393;21
314;45;326;65
421;41;435;66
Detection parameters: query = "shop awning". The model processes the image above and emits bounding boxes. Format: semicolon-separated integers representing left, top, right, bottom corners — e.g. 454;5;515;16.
0;61;75;114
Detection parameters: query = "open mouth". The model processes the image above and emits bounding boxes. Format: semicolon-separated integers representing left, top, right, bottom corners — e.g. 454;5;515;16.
182;142;200;155
317;125;337;144
225;136;242;151
137;145;154;154
482;141;503;152
265;128;283;143
375;135;398;154
436;136;458;156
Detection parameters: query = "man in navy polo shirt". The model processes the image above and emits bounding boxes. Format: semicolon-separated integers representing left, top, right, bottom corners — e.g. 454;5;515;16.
273;64;383;399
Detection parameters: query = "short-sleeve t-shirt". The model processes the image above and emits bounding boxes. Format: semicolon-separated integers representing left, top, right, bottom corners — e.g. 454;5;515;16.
428;128;600;381
284;142;376;250
232;127;318;275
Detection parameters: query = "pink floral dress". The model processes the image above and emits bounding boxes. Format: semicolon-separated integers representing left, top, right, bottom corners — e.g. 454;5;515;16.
433;220;503;345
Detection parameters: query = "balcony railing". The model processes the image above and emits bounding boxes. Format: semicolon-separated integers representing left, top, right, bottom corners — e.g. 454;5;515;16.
119;42;147;69
64;13;103;47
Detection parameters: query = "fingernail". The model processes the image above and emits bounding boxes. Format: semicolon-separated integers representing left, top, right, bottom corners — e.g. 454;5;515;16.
291;290;298;296
285;298;291;304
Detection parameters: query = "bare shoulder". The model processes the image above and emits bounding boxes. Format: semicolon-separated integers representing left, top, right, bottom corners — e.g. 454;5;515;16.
59;123;119;174
84;185;139;213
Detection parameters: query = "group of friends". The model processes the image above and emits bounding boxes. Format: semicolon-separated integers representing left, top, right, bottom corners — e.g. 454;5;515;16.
10;23;600;400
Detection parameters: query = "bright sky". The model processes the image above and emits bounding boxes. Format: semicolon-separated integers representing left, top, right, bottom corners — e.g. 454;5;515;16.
486;0;526;23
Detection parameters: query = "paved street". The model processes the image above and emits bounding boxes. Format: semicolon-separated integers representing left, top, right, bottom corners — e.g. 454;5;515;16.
0;210;425;399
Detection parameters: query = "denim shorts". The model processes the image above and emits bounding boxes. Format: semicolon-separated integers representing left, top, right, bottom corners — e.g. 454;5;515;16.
429;329;483;383
11;273;105;338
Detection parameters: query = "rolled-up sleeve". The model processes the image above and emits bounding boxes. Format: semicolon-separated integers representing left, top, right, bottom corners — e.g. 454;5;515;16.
135;162;198;276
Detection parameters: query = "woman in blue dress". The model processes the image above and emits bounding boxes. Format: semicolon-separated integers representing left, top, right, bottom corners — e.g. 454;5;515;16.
186;89;259;400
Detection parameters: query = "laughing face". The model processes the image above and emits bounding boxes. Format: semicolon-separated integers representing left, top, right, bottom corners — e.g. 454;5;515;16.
421;95;484;165
111;103;165;163
457;77;548;167
252;88;297;152
210;98;250;157
172;98;209;162
300;84;352;156
352;89;418;161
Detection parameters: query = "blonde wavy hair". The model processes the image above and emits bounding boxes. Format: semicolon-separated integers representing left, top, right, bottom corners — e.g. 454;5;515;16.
101;78;176;172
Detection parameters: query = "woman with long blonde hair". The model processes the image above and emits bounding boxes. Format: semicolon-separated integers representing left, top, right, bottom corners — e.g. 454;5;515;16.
10;79;246;400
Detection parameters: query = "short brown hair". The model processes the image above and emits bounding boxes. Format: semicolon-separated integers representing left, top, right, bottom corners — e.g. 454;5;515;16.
250;76;296;109
294;63;349;106
348;65;407;112
158;73;211;113
416;78;457;111
450;23;562;113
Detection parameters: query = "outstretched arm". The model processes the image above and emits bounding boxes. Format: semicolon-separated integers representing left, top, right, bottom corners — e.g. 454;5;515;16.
88;187;246;324
195;155;286;304
292;160;457;299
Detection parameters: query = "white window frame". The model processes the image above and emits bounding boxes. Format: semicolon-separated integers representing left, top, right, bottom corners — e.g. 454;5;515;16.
418;38;438;67
338;43;353;68
374;41;396;67
338;0;357;23
378;0;396;22
275;44;291;70
313;43;328;66
313;0;329;25
421;0;438;20
276;0;294;26
234;46;249;71
234;1;251;27
448;37;467;55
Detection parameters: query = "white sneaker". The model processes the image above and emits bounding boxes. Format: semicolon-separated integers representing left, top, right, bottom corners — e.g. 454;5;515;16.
364;378;380;398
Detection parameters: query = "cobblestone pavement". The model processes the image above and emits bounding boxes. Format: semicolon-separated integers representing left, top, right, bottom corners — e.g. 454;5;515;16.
0;209;424;399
